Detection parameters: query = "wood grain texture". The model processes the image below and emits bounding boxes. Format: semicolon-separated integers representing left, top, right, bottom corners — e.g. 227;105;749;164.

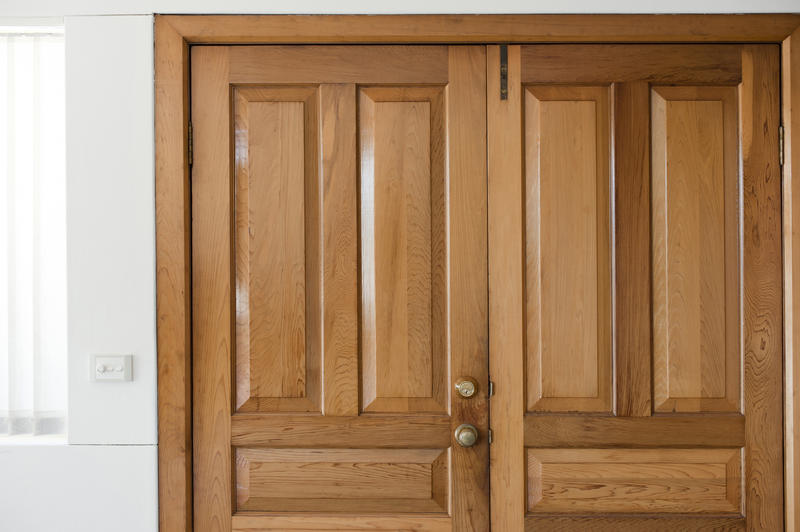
614;81;652;417
228;45;449;85
527;448;742;514
191;44;489;531
233;87;321;414
525;415;745;448
191;46;233;532
521;45;743;84
783;26;800;532
230;415;451;448
740;44;784;531
447;46;489;532
232;515;452;531
524;516;745;532
235;448;448;513
488;43;525;532
162;14;800;44
319;84;359;417
651;86;740;414
524;85;612;414
155;16;192;532
359;87;447;415
157;16;798;532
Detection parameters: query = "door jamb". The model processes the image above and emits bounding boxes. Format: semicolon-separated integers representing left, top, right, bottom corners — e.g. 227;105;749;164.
154;14;800;531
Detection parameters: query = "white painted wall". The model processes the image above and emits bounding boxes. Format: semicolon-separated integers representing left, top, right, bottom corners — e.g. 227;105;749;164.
0;3;797;531
0;14;158;532
65;15;156;446
0;445;157;532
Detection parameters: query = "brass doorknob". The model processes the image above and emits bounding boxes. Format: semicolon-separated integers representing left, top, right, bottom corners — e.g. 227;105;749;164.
455;424;479;447
455;377;478;398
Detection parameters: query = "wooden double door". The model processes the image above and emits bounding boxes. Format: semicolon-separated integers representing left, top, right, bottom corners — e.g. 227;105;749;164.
191;44;783;531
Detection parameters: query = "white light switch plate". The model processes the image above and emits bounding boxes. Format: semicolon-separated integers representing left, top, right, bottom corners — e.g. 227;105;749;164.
91;354;133;382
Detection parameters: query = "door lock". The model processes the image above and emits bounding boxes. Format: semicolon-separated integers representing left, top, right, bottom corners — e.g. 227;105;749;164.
455;424;479;447
455;377;478;398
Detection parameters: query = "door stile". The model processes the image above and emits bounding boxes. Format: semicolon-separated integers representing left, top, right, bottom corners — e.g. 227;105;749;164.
741;44;784;530
488;43;525;532
192;45;234;532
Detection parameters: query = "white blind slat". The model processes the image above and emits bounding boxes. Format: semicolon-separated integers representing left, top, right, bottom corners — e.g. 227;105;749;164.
1;31;66;436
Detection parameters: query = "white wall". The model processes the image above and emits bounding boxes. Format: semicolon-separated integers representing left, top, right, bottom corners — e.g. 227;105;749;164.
0;3;797;532
0;14;158;532
0;445;157;532
66;15;156;446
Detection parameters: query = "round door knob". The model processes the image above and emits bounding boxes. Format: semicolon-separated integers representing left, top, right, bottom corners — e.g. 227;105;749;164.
455;424;479;447
455;377;478;398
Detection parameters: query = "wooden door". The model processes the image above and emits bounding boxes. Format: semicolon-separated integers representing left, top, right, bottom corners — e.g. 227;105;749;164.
191;45;488;531
488;45;783;530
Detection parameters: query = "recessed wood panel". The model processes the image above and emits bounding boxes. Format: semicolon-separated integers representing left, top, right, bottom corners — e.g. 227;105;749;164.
527;448;743;514
651;86;740;414
524;86;612;413
235;448;449;513
233;86;321;413
359;87;448;414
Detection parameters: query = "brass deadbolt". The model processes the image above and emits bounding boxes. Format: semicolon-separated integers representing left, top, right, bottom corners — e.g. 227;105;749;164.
455;377;478;398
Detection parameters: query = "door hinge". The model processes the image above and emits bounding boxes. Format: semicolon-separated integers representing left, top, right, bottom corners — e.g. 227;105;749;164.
488;428;493;444
499;44;508;100
488;380;495;397
188;121;194;166
779;125;785;167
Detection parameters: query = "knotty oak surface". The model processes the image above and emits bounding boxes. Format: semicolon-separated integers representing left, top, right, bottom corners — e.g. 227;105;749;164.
489;43;783;531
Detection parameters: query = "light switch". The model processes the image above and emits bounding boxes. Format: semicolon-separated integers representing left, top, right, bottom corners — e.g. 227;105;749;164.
91;354;133;382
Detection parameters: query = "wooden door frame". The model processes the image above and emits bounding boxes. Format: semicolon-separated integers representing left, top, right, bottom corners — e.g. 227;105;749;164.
154;14;800;532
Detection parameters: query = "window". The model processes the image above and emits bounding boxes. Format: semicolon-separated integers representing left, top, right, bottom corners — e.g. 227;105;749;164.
0;26;66;437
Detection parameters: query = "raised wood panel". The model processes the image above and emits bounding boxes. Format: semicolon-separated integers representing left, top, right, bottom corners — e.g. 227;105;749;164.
234;87;321;414
525;415;745;448
527;448;743;514
359;87;448;415
524;85;612;413
235;448;449;513
651;86;740;414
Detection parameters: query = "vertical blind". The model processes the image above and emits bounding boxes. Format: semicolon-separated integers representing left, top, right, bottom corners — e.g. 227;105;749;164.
0;29;66;436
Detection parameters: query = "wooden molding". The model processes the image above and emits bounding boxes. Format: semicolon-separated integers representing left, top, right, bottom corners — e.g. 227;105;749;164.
155;15;192;532
154;14;800;531
784;25;800;532
161;14;800;43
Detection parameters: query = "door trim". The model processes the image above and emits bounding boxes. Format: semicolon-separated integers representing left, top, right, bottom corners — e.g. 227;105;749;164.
154;14;800;531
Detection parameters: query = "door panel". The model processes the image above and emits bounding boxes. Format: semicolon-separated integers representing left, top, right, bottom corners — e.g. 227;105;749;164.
192;42;782;532
527;448;742;514
192;45;488;532
650;86;741;414
489;44;783;531
359;86;448;415
233;86;321;414
524;85;612;414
